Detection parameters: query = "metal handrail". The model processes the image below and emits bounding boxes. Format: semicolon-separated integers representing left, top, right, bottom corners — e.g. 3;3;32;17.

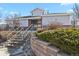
9;27;24;40
7;24;33;42
7;26;22;39
23;24;33;34
22;24;33;38
7;27;23;40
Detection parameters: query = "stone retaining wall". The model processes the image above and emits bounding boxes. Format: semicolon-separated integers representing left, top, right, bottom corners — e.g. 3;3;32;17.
31;34;69;56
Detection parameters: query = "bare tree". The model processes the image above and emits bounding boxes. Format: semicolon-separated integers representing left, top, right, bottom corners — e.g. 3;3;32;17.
0;12;2;18
73;3;79;29
0;8;3;19
73;3;79;18
5;12;21;30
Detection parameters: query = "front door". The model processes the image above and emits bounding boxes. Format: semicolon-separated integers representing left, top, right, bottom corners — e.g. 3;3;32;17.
28;19;38;30
28;19;42;30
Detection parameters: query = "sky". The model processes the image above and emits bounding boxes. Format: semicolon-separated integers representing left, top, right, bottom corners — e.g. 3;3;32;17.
0;3;77;23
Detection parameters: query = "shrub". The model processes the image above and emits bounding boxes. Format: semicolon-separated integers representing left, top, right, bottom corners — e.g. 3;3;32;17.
36;22;63;33
37;28;48;33
36;30;52;42
36;29;79;55
48;22;63;30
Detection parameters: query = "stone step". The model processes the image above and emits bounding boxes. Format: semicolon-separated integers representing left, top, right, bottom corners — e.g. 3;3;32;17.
7;42;23;46
5;41;23;45
9;39;21;41
11;53;26;56
9;39;24;42
7;39;24;43
6;44;22;48
14;37;23;39
11;49;24;55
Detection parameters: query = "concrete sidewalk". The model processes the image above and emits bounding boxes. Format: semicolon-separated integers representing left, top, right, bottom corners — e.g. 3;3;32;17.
0;47;9;56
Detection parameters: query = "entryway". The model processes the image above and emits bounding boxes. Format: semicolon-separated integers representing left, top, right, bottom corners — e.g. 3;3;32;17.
28;19;42;30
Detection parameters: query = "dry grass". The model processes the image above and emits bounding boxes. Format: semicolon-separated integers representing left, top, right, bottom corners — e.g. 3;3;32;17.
48;22;63;30
0;31;16;39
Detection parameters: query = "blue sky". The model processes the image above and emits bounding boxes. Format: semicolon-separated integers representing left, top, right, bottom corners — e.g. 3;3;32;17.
0;3;75;18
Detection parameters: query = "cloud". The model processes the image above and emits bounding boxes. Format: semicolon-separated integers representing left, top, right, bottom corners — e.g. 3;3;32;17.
10;11;21;15
4;10;8;14
9;11;20;15
68;9;73;12
60;3;73;6
0;7;3;10
66;9;73;13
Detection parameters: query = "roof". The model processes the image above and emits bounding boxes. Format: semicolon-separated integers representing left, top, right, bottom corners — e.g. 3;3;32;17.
20;16;42;20
19;16;41;18
42;13;72;16
20;13;72;18
6;13;72;21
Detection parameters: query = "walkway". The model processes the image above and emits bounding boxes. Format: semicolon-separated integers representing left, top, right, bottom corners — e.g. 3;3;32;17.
0;25;35;56
0;31;35;56
0;47;9;56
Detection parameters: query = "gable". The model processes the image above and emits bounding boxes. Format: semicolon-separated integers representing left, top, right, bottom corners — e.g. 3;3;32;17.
31;8;44;16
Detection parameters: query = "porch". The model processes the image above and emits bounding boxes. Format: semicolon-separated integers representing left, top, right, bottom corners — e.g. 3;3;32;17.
27;16;42;30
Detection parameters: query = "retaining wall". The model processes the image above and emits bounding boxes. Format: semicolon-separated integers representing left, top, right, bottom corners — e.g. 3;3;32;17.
31;34;69;56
